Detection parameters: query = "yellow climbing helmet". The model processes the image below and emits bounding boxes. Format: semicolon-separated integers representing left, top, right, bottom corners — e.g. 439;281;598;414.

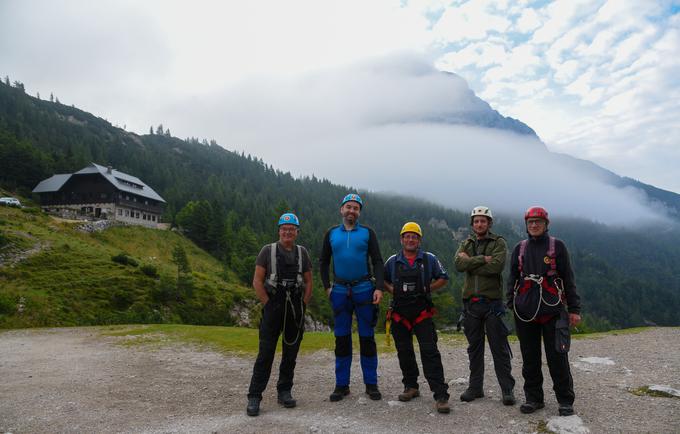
400;221;423;237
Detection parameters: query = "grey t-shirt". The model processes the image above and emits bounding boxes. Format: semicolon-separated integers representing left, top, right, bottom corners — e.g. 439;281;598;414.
256;242;312;278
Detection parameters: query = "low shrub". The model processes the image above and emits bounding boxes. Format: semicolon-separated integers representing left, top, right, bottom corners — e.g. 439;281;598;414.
111;252;139;267
140;264;159;278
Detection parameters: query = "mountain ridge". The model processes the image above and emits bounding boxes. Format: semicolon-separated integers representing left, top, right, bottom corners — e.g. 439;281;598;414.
1;79;679;330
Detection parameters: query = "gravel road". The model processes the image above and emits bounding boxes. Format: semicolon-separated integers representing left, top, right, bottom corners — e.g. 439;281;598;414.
1;327;678;433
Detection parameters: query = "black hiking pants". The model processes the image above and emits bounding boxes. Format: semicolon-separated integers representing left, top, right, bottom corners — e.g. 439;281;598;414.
248;291;305;399
463;300;515;394
392;301;449;401
514;314;575;405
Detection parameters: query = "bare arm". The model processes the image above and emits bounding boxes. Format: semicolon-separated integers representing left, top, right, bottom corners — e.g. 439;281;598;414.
252;265;269;304
430;277;448;292
303;270;313;305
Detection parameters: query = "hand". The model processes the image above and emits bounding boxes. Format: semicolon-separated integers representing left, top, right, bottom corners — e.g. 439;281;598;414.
457;252;469;259
326;287;331;298
373;289;383;304
484;255;492;263
261;296;269;305
304;296;311;305
569;313;581;327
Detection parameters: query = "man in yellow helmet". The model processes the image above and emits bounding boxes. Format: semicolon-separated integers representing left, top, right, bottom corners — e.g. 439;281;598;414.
384;222;451;414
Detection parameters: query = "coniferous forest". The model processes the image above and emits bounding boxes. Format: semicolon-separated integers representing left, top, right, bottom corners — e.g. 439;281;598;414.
1;80;679;331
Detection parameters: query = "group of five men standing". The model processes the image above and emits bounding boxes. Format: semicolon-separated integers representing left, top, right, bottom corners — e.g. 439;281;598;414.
246;194;581;418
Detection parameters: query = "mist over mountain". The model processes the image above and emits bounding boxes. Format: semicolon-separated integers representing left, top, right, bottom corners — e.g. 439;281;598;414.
1;76;680;331
156;54;678;225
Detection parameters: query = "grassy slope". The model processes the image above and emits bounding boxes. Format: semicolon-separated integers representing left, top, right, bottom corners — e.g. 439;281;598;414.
0;204;252;328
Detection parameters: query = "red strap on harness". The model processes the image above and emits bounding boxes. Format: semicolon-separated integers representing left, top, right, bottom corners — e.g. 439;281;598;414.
518;236;557;276
391;307;437;331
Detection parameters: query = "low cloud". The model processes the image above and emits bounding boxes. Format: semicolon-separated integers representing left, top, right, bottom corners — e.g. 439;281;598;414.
161;54;667;226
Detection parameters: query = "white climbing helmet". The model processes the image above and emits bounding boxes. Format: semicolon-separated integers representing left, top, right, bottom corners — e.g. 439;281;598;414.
470;206;493;225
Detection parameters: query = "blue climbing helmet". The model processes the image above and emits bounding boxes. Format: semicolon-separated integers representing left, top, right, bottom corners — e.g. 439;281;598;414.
278;213;300;226
341;193;363;209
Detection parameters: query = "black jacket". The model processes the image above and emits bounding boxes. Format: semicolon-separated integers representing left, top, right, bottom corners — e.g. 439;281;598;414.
506;232;581;314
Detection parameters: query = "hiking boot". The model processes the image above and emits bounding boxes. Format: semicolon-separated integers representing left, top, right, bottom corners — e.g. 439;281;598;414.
246;397;261;416
365;384;382;400
558;404;575;416
459;388;484;402
436;398;451;414
329;386;350;402
277;390;296;408
398;387;420;402
502;390;516;406
520;401;545;414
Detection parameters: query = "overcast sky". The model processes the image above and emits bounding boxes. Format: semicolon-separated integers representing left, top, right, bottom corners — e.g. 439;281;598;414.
1;0;679;222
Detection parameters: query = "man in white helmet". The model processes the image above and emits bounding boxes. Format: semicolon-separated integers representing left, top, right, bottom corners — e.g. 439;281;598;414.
454;206;515;406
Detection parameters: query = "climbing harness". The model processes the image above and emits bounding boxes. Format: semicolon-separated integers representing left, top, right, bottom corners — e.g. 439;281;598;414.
388;253;436;332
265;243;306;346
513;236;564;323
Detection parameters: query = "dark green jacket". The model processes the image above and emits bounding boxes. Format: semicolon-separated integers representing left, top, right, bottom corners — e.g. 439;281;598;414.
454;231;507;300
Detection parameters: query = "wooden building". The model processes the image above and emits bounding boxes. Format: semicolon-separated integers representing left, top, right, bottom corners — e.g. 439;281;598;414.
33;163;166;228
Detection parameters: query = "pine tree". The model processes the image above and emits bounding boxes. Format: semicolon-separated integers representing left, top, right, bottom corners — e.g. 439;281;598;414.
156;124;164;135
172;244;191;278
149;126;154;135
50;93;54;103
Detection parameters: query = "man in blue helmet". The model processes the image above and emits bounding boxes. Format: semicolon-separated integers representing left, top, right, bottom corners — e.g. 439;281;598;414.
246;213;313;416
320;193;385;401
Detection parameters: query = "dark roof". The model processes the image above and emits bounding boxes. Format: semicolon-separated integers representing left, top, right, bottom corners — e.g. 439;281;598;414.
32;174;71;193
33;163;166;203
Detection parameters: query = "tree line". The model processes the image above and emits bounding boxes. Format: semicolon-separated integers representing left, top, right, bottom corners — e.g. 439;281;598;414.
1;80;679;330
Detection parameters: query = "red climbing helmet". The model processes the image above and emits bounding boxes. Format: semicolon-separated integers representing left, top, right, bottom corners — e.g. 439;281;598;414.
524;206;549;224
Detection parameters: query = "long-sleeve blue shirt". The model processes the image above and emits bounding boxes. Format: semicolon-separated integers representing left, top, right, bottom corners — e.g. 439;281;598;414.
319;223;384;291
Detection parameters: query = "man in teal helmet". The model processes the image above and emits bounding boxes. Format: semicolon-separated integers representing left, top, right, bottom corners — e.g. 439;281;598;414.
320;193;385;401
246;212;313;416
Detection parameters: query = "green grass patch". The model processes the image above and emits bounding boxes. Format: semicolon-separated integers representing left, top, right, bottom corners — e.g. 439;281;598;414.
629;386;680;399
101;324;403;355
533;420;555;434
571;326;659;340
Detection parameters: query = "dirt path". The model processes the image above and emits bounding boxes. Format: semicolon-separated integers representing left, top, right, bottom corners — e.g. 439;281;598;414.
1;327;678;433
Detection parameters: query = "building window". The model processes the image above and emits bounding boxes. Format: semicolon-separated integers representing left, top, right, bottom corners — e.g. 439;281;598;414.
125;209;130;217
117;209;122;216
152;215;156;222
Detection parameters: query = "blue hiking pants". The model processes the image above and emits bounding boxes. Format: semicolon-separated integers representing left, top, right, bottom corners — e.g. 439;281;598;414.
330;282;378;387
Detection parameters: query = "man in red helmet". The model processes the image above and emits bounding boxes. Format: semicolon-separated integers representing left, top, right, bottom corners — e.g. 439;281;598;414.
506;206;581;417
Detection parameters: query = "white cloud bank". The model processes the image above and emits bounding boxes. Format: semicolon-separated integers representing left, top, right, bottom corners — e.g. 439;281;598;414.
161;55;668;225
0;0;678;208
